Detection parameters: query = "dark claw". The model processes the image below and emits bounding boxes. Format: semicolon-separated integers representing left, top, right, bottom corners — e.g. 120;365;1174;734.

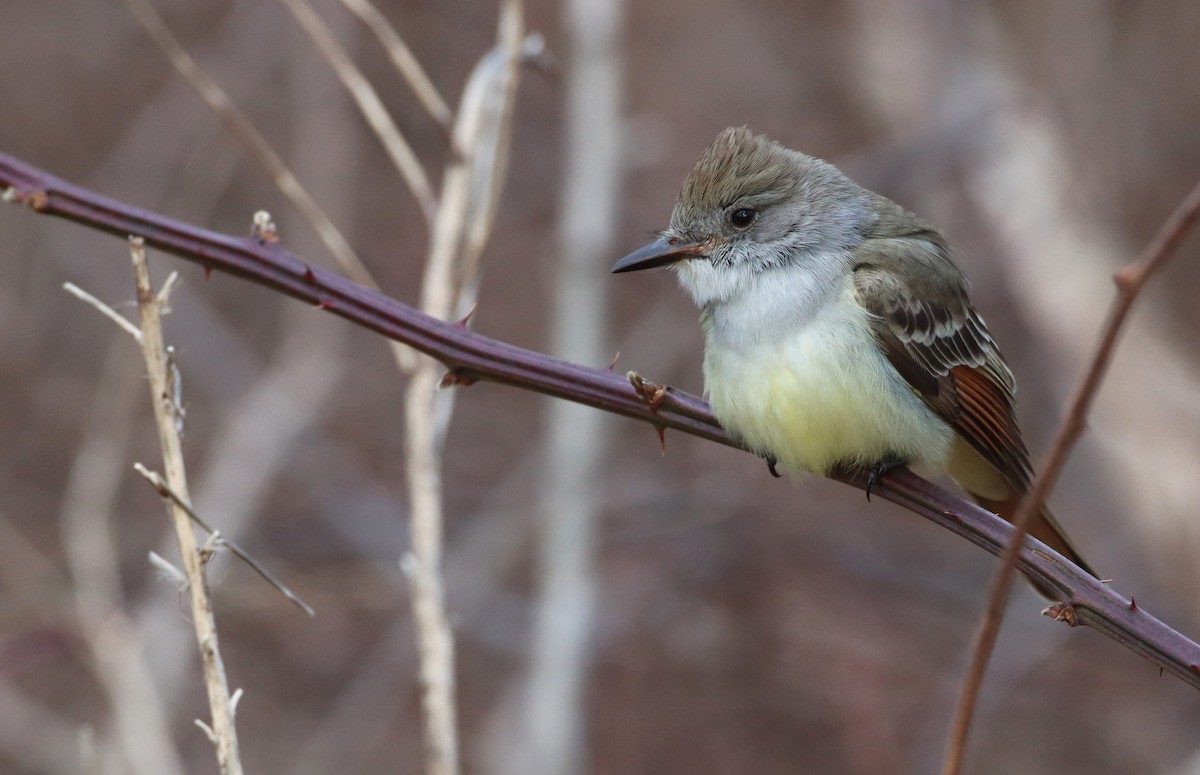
865;456;905;501
765;455;782;478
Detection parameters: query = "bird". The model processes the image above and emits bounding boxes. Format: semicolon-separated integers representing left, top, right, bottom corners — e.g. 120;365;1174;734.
612;126;1094;591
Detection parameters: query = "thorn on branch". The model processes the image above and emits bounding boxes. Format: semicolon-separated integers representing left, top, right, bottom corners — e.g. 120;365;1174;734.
1113;265;1138;292
628;371;669;412
304;265;317;284
1130;596;1138;612
608;351;620;370
656;424;666;455
314;298;334;311
439;369;476;389
456;302;478;328
203;265;213;282
1042;601;1079;627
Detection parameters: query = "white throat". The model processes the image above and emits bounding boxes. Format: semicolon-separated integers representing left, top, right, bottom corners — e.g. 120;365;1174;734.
675;251;853;348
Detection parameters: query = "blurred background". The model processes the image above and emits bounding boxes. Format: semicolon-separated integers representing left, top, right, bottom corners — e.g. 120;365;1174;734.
2;1;1200;773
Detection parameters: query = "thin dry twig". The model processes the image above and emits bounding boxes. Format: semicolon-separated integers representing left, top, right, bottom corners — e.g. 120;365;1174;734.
280;0;438;223
125;0;421;378
4;151;1200;687
133;462;316;617
123;0;375;287
128;237;244;775
340;0;455;134
63;282;144;341
942;177;1200;775
156;270;183;307
133;304;343;716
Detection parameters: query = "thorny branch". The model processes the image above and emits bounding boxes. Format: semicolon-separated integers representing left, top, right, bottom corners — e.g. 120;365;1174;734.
942;176;1200;775
3;153;1200;690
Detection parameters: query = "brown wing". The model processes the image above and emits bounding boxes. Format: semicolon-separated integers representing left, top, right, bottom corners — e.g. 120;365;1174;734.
850;199;1095;583
851;234;1034;491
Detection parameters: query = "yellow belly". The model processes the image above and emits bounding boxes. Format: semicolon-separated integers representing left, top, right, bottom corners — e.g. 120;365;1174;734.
703;298;953;475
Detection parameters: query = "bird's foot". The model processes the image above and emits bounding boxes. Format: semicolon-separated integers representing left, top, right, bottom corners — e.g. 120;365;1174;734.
865;455;906;501
764;455;782;478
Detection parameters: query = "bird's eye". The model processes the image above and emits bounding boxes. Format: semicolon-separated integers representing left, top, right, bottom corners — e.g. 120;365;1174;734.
729;208;757;229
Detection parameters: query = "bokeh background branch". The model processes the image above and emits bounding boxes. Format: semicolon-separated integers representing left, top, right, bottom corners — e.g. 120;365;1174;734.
483;1;623;773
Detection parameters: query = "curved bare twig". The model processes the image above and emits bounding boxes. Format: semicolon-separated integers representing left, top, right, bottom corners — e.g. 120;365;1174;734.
942;176;1200;775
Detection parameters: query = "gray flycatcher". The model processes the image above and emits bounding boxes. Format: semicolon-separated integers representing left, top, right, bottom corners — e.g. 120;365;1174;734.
613;127;1094;592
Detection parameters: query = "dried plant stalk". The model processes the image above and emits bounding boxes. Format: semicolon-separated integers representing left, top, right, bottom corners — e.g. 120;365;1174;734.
402;4;527;774
129;238;244;775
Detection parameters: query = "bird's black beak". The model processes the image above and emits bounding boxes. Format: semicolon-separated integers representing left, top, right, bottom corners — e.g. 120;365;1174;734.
610;236;707;273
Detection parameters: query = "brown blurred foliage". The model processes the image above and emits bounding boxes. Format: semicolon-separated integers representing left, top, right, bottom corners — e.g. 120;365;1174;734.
1;1;1199;773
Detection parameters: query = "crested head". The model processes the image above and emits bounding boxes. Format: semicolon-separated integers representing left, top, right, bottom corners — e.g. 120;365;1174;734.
675;127;805;219
661;127;875;307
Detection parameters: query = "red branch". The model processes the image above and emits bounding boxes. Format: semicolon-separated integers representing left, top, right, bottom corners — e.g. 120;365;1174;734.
3;150;1200;687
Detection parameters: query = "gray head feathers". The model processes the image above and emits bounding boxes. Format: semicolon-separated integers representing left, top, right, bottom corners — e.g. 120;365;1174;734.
677;127;802;215
668;127;873;257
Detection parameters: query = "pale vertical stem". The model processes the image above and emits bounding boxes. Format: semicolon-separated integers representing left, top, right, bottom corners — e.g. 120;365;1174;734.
403;365;458;775
130;241;243;775
403;4;526;775
521;0;624;773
